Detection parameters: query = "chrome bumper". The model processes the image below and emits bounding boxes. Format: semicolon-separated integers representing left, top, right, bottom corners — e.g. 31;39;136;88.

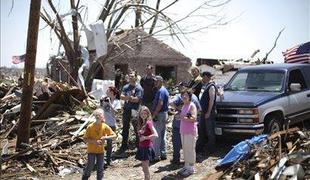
215;123;264;135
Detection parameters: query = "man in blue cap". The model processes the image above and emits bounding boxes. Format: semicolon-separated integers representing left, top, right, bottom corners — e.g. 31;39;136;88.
152;75;169;161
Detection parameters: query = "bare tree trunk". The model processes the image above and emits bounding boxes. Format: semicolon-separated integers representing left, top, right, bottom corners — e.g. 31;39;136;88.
70;0;81;81
47;0;75;56
262;28;285;64
149;0;161;34
98;0;116;23
41;0;78;83
106;5;129;38
16;0;41;149
135;0;142;27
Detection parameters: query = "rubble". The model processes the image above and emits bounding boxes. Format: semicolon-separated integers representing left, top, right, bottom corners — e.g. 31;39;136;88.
0;73;153;179
1;69;309;180
207;127;310;180
0;74;94;179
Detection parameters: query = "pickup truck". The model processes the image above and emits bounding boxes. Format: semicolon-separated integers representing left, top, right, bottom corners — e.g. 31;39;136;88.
214;63;310;137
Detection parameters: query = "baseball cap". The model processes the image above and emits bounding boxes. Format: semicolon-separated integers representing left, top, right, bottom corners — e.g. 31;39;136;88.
202;71;213;77
155;75;164;81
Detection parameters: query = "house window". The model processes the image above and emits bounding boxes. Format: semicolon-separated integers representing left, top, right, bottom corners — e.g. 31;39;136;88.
115;64;128;74
155;65;176;81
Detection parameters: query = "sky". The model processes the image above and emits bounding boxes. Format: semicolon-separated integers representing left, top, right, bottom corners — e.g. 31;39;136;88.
0;0;309;68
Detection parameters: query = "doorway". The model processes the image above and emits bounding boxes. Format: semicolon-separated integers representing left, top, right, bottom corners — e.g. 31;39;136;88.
155;65;176;81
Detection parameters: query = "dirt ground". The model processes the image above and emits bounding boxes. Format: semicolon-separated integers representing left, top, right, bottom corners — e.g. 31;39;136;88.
45;120;310;180
45;139;237;180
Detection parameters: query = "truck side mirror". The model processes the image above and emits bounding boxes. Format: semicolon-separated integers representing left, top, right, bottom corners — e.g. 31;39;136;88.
289;83;301;92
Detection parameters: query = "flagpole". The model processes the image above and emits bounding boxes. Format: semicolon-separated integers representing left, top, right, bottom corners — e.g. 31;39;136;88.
16;0;42;149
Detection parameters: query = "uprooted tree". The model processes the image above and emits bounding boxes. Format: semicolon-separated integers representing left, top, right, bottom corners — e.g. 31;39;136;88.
40;0;231;86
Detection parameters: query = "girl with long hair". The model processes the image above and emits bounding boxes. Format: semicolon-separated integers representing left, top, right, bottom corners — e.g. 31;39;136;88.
135;106;158;180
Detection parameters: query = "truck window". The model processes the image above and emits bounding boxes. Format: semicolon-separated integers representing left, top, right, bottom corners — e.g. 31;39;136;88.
226;72;247;91
227;71;284;92
288;69;307;90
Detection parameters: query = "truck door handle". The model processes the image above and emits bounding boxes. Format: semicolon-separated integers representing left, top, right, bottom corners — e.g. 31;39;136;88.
307;94;310;97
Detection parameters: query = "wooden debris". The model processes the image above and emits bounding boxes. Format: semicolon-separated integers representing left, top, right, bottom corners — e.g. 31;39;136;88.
215;128;310;179
1;78;92;178
24;161;37;173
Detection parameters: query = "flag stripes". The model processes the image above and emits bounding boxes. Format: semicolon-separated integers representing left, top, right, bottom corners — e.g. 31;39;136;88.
12;54;26;64
283;42;310;64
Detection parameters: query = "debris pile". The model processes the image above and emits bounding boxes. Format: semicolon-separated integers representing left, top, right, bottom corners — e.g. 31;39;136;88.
0;76;174;179
212;128;310;180
0;76;93;179
1;114;87;178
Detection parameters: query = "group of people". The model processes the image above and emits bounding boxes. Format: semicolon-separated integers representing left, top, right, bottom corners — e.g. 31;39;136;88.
81;65;217;180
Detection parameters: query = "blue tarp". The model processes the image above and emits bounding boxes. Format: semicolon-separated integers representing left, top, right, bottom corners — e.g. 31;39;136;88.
216;134;268;169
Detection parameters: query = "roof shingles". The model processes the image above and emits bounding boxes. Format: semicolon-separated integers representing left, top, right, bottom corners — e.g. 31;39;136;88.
108;29;191;61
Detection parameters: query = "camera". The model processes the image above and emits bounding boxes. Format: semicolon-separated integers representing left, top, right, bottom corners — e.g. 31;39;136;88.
100;97;110;106
186;112;192;118
100;96;109;102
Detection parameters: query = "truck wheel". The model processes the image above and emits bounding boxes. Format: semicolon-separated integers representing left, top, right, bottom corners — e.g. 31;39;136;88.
264;116;282;134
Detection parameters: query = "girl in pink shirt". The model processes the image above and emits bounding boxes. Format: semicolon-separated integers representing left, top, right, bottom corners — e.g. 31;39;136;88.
135;106;158;180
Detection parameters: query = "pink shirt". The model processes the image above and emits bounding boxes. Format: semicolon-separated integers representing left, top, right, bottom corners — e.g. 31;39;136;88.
139;120;154;148
180;102;197;136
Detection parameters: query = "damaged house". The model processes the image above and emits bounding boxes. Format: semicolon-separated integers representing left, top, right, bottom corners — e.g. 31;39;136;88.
47;55;71;83
47;29;192;89
86;29;192;87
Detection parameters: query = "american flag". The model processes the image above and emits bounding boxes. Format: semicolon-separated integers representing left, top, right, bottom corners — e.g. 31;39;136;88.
12;54;26;64
283;42;310;64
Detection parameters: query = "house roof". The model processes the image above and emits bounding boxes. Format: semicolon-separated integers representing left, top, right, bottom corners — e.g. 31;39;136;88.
107;28;191;61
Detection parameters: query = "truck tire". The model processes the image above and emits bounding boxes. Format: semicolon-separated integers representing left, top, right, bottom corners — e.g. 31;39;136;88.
264;115;282;134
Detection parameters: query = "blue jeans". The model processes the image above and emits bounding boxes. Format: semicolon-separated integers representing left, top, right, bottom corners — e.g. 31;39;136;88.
196;113;216;152
172;126;181;161
82;153;104;180
153;112;168;158
106;126;116;164
206;115;216;151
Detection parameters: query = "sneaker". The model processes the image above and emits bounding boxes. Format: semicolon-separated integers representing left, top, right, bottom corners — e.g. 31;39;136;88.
188;166;195;173
180;168;194;177
177;167;188;175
